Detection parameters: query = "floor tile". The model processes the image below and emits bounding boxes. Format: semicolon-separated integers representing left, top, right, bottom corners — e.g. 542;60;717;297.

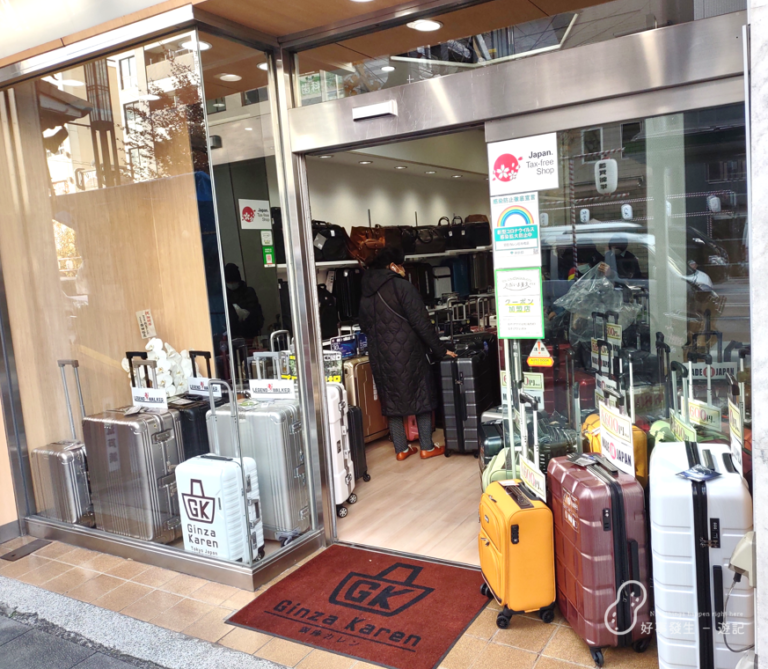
0;555;51;579
181;606;234;643
92;581;153;612
121;589;183;622
71;653;138;669
471;641;537;669
255;638;312;667
464;609;499;641
535;657;592;669
439;634;489;669
160;574;207;598
105;560;150;581
494;614;558;652
0;537;35;554
44;567;100;595
0;616;29;646
151;598;214;632
56;548;100;567
67;574;124;604
189;581;240;606
221;589;259;610
296;648;357;669
16;560;71;587
218;627;272;654
0;627;94;669
80;553;126;574
541;626;595;667
130;566;177;588
603;639;658;669
34;542;77;561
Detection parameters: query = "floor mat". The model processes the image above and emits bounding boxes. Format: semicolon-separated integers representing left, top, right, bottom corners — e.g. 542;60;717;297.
228;544;488;669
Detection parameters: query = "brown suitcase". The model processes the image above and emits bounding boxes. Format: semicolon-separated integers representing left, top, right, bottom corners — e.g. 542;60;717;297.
343;356;389;443
547;454;653;667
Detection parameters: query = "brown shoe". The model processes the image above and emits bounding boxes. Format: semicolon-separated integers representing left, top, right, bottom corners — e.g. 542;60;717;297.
396;445;419;461
420;444;446;459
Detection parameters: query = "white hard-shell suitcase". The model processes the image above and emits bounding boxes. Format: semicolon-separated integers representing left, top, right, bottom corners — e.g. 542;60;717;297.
176;380;265;561
207;399;309;546
326;382;356;518
650;441;754;669
30;360;94;526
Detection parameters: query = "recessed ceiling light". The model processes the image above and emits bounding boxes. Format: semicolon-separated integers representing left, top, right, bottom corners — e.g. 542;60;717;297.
218;73;242;82
258;62;269;71
59;79;84;87
137;93;161;101
245;127;253;131
425;170;436;175
452;174;463;178
320;155;334;159
181;39;212;51
359;160;373;165
381;66;395;72
406;19;443;32
394;165;408;170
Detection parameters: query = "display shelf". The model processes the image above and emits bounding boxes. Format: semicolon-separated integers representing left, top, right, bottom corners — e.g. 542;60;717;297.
274;245;493;270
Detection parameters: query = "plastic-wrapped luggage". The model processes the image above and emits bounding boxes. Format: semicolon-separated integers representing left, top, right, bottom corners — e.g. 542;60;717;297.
30;360;94;527
327;382;357;518
650;441;754;669
548;454;653;667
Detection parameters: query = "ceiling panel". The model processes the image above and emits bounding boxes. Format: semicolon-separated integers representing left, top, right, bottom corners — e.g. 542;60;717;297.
199;32;268;100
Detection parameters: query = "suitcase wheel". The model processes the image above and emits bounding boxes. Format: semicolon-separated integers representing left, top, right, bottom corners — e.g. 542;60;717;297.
590;648;604;667
539;605;555;624
480;583;492;599
632;639;651;654
362;473;371;482
347;493;357;504
336;505;348;518
496;610;512;629
257;547;266;560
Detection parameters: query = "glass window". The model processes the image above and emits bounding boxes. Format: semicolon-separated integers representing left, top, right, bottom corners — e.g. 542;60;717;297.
206;97;226;114
119;56;136;90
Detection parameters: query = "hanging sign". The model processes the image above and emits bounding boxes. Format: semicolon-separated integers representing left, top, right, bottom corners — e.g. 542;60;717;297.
671;410;697;442
728;399;744;476
522;372;545;406
324;351;343;383
248;379;296;401
688;398;720;429
136;309;157;339
487;133;559;196
187;377;223;399
526;341;553;368
131;386;168;411
599;401;635;476
495;268;545;340
606;323;622;350
520;457;547;501
491;192;541;270
239;199;271;230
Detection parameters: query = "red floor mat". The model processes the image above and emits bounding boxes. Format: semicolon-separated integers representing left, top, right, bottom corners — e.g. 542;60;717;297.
228;544;488;669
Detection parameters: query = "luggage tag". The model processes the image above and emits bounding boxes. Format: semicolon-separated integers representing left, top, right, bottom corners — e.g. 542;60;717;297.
677;464;722;482
568;453;598;467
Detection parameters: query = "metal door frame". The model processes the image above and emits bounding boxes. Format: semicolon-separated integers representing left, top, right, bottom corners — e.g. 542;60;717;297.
284;10;746;549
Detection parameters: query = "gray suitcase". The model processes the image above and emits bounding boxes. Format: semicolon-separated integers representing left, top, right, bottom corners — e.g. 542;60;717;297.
83;359;183;543
30;360;95;526
207;397;310;546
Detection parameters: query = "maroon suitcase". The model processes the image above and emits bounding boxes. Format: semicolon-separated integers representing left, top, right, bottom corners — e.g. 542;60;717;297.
547;454;652;667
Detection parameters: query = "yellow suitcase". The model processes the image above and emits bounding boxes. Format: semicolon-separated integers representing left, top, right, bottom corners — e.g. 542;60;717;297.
478;480;556;628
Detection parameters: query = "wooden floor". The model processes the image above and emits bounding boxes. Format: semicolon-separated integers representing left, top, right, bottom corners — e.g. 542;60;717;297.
337;429;483;566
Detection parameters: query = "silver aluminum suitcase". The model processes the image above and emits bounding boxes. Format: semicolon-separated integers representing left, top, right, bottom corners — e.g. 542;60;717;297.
208;398;310;546
83;360;184;543
30;360;95;526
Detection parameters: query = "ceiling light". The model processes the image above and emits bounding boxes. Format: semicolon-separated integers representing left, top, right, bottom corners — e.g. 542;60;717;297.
394;165;407;170
137;93;161;101
320;155;334;159
214;103;225;108
381;66;395;72
258;62;269;71
59;79;84;87
452;174;463;178
245;127;253;131
181;39;212;51
218;73;242;82
425;170;436;175
359;160;373;165
406;19;443;32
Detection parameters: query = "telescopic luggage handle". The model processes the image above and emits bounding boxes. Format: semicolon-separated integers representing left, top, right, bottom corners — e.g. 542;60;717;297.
271;329;291;352
207;379;240;458
595;339;615;377
592;311;607;339
670;361;689;421
126;350;148;387
689;351;713;405
57;360;86;441
132;358;158;388
189;350;212;378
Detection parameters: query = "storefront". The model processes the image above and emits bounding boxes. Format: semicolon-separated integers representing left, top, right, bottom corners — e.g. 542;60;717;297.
0;3;759;654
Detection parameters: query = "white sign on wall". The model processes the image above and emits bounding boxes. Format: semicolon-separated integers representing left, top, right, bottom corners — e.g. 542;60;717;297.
491;192;541;270
239;199;271;230
487;133;559;196
495;268;545;340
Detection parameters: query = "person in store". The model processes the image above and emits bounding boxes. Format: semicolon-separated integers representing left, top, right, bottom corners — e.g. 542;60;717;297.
224;263;264;340
358;247;458;461
605;235;643;280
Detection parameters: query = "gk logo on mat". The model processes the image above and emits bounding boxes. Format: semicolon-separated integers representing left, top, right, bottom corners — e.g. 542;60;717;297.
329;563;434;617
182;480;216;524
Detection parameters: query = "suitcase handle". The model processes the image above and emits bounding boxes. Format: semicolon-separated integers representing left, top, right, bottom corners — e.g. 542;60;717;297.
271;329;291;352
132;359;158;389
189;350;212;378
628;539;641;597
125;351;149;387
207;379;241;458
57;360;86;441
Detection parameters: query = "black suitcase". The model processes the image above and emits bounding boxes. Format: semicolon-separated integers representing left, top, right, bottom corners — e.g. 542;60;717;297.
347;406;370;482
272;207;286;265
334;268;363;320
404;262;435;306
318;283;339;340
278;278;293;334
469;251;494;293
440;337;500;455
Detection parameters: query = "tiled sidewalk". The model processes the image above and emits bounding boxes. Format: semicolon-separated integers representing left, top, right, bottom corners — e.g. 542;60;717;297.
0;536;659;669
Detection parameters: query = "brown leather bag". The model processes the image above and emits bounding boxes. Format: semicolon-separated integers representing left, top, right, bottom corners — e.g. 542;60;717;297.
348;226;386;264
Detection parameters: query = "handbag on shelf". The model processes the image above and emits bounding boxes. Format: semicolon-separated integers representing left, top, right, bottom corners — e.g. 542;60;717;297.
412;224;447;255
312;221;351;262
398;226;418;255
348;226;386;265
463;214;492;247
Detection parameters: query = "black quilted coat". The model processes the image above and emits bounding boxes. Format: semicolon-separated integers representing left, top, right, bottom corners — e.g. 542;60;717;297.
358;269;448;417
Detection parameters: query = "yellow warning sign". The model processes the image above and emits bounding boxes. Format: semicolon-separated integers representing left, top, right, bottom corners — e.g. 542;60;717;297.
527;340;554;368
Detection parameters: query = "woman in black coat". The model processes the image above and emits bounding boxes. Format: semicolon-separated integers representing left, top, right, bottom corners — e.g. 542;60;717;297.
358;247;457;461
